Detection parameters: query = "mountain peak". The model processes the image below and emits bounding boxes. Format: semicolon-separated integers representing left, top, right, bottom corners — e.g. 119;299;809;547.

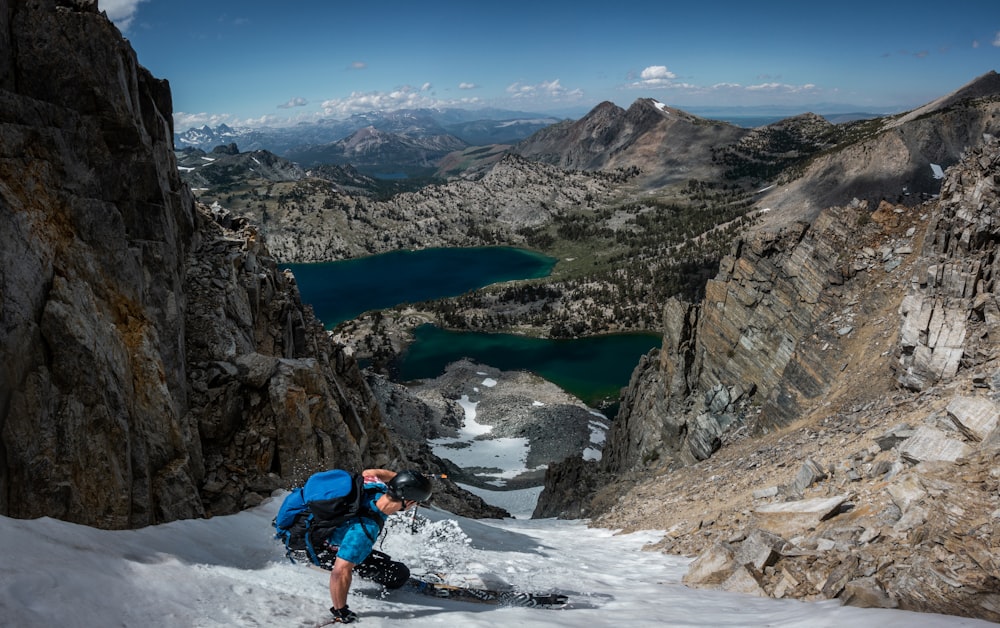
626;98;706;124
887;69;1000;128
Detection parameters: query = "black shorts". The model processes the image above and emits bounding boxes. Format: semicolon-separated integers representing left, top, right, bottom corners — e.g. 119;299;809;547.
299;546;410;590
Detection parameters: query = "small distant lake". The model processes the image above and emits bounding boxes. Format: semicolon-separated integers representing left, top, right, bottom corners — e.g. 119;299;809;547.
394;324;661;409
284;247;556;328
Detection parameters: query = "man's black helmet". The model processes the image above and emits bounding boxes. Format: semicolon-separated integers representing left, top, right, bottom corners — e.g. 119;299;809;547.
387;470;432;502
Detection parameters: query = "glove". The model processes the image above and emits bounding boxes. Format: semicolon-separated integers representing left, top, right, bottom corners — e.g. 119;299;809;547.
330;606;358;624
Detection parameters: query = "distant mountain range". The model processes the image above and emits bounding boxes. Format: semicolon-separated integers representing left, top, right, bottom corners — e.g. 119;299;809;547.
175;71;1000;209
173;107;564;162
174;104;894;177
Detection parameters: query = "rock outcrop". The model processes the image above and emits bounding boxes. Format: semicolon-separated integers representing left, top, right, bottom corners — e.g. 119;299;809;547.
601;199;876;476
557;137;1000;622
897;136;1000;390
591;136;1000;486
238;153;627;263
676;399;1000;621
0;0;397;527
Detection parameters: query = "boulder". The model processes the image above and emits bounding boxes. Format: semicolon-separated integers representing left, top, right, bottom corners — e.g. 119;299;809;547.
753;495;848;537
898;426;972;463
683;542;737;586
946;396;1000;441
733;529;786;570
840;577;898;609
721;565;768;597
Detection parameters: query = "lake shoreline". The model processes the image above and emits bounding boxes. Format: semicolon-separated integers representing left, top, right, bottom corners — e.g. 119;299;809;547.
331;305;660;410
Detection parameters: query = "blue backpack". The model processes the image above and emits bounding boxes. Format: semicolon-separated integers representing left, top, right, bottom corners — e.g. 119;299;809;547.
273;469;383;564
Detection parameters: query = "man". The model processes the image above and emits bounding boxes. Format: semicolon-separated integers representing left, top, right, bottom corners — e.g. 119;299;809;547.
325;469;432;624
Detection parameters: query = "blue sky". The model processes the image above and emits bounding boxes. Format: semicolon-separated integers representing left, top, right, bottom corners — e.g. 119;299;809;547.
106;0;1000;129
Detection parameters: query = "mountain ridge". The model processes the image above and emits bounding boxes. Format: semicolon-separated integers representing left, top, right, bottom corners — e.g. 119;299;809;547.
175;107;563;156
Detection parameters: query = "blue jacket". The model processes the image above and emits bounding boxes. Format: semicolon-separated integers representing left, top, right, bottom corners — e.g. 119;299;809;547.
325;483;388;564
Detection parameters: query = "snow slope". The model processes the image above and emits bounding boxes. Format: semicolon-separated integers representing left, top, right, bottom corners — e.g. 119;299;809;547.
1;378;991;626
0;499;992;627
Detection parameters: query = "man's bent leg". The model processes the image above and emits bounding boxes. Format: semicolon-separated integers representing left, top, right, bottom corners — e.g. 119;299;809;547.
354;550;410;589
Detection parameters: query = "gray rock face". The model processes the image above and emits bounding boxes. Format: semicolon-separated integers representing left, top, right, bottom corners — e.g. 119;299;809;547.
0;0;396;527
1;0;198;527
583;134;1000;623
897;137;1000;390
601;202;869;476
595;136;1000;482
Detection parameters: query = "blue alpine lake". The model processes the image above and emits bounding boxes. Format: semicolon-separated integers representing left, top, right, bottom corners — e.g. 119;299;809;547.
283;247;556;328
284;246;661;409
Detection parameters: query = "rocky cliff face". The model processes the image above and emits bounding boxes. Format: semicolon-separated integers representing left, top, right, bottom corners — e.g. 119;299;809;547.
603;200;877;474
0;0;397;527
897;137;1000;390
538;137;1000;620
622;142;999;454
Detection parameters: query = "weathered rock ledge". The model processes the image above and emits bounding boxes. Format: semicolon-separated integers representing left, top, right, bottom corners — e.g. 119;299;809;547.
1;1;397;526
540;137;1000;622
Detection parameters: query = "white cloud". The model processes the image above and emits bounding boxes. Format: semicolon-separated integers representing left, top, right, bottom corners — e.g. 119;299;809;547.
319;87;482;117
174;112;233;129
349;61;368;70
102;0;146;31
746;82;817;94
626;64;823;104
628;65;681;89
641;65;676;81
505;79;584;102
621;73;825;108
459;82;479;90
277;97;308;109
993;31;1000;47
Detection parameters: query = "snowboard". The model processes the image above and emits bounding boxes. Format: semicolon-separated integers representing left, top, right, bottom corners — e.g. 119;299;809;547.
404;573;568;607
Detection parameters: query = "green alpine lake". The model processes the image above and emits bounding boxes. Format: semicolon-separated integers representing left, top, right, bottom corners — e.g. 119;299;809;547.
394;324;661;409
285;246;661;409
